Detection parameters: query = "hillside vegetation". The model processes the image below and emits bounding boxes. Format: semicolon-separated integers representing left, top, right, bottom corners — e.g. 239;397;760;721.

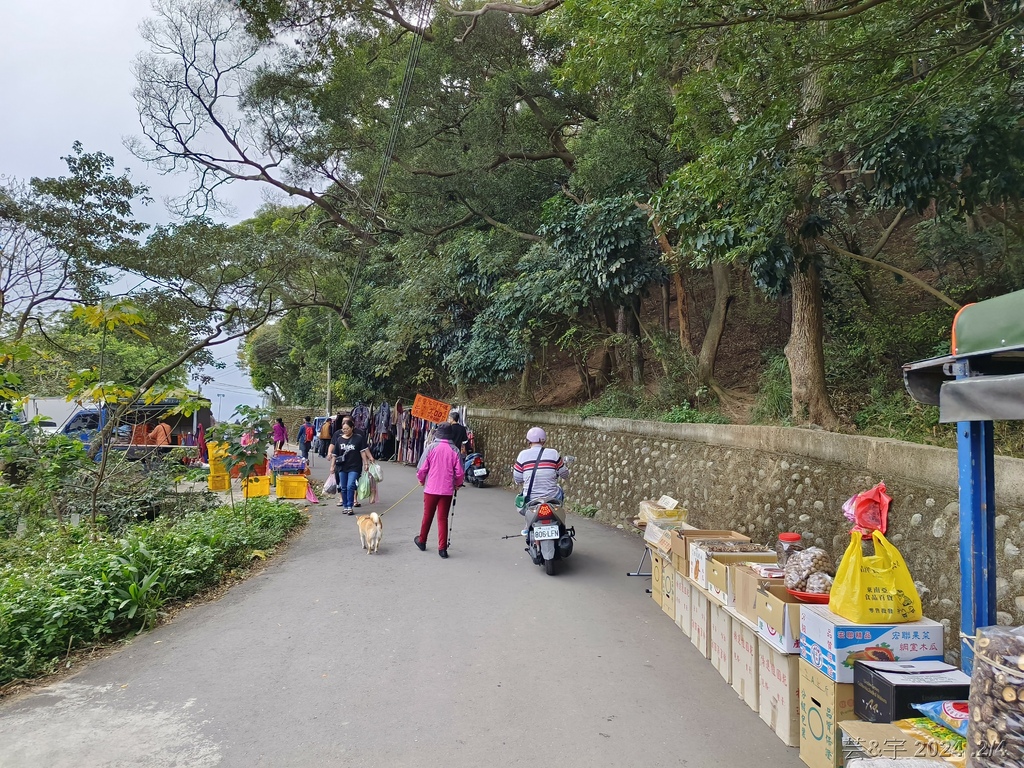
3;0;1024;459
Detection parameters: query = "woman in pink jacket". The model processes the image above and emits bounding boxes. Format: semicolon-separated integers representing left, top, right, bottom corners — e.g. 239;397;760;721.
414;424;465;558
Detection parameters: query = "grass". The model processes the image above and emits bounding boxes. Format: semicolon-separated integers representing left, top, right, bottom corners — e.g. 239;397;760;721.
0;498;307;687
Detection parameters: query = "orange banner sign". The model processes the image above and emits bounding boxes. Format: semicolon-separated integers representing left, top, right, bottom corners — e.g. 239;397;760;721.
411;394;451;424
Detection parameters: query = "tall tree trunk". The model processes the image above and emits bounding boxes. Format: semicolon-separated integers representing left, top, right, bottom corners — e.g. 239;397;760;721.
628;297;644;385
516;364;532;405
672;271;692;354
616;306;630;381
603;303;619;374
784;0;839;428
697;263;733;385
661;281;671;333
784;264;839;427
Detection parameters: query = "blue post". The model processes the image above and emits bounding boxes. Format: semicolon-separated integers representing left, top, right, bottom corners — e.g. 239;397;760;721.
956;415;997;674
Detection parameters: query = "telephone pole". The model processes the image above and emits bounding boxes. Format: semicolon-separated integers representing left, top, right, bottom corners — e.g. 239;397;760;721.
325;315;332;416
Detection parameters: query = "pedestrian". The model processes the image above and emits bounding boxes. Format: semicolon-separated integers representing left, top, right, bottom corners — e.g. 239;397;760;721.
272;417;287;451
447;410;469;456
414;423;465;559
298;415;314;461
150;419;172;446
318;416;333;457
327;416;372;515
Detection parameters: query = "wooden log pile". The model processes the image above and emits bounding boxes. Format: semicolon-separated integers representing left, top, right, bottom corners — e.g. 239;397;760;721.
969;626;1024;766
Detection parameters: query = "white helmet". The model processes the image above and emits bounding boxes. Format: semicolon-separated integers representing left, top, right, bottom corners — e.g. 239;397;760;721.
526;427;546;443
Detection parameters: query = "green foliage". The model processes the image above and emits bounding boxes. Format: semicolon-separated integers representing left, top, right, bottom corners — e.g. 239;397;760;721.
208;406;273;487
575;384;727;424
752;355;793;425
661;402;729;425
0;498;306;685
852;387;943;444
571;502;599;518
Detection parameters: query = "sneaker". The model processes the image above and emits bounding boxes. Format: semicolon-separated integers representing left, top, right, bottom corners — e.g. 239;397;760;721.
413;536;426;552
521;529;528;536
438;549;449;559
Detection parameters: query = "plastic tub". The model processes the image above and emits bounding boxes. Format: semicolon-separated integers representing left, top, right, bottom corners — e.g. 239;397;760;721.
207;474;230;492
276;475;308;499
243;476;271;498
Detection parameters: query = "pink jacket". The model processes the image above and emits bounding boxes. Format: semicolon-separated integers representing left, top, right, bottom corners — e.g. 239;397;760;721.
417;441;465;496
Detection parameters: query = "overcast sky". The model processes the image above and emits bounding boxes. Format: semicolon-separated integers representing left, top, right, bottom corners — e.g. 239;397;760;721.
0;0;270;414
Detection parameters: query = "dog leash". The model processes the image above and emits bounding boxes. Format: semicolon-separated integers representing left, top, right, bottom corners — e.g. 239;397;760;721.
376;484;421;517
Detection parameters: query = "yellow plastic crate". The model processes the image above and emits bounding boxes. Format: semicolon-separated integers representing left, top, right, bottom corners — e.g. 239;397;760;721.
243;475;271;498
276;475;308;499
207;473;230;492
207;441;232;476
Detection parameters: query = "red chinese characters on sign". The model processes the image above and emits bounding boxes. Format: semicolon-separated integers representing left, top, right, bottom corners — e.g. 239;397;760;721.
411;394;452;424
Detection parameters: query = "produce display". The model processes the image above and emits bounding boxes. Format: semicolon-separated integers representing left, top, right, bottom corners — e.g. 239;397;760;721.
784;547;835;593
968;626;1024;767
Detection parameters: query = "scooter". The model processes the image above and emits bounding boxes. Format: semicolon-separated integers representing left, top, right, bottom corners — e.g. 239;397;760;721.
516;455;576;576
463;452;488;487
521;496;575;576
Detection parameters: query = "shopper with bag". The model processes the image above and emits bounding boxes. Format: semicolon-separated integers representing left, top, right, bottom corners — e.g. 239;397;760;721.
297;416;314;462
414;424;464;558
327;417;372;515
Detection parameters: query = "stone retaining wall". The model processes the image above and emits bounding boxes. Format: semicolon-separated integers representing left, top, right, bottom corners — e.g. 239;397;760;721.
468;408;1024;660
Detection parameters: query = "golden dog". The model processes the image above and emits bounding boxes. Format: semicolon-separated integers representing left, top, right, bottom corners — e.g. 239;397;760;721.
357;511;383;554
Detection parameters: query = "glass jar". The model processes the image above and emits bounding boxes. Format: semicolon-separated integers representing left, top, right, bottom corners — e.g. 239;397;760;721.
776;532;804;568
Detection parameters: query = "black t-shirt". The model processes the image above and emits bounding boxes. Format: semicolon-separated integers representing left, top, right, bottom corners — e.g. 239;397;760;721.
332;430;367;472
449;423;468;452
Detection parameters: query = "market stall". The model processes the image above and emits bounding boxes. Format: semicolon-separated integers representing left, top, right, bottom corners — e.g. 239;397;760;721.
903;287;1024;673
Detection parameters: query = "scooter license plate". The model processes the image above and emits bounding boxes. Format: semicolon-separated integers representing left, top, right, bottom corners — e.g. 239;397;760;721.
474;468;488;477
533;524;560;540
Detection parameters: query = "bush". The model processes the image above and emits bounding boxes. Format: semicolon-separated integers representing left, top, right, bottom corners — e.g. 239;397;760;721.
661;402;729;424
752;354;792;424
0;498;306;686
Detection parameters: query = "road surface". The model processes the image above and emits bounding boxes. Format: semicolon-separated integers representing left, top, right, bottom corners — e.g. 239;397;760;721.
0;459;802;767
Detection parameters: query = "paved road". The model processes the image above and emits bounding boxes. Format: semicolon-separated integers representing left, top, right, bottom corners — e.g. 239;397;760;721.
0;460;802;767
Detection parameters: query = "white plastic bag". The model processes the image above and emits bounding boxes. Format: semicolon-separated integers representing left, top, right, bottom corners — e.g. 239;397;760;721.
323;473;337;494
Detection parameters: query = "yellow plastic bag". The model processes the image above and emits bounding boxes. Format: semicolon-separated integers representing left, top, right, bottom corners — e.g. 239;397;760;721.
829;530;922;624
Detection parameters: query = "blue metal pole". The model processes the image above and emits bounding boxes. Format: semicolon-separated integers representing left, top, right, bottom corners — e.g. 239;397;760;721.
956;414;997;674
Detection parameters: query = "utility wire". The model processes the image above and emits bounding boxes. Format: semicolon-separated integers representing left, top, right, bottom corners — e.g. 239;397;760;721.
340;1;433;320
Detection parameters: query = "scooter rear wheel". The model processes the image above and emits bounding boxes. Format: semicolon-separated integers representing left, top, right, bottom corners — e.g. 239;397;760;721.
544;559;557;576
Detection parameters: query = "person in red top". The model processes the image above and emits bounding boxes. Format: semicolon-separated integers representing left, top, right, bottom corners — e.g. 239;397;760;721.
414;424;465;558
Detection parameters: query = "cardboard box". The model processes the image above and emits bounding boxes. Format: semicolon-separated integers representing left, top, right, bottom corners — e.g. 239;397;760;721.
800;605;944;684
650;549;664;608
643;520;679;554
706;554;782;606
670;530;748;575
662;562;676;622
732;620;759;711
690;540;770;589
690;588;710;659
710;601;732;683
799;659;856;768
675;570;691;635
733;564;784;625
759;639;801;747
853;660;970;723
756;585;803;654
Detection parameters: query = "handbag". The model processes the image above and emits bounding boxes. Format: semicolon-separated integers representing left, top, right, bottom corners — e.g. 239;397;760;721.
829;530;923;624
516;446;546;509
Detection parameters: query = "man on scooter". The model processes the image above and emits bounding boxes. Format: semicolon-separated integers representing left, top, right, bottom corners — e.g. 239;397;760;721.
513;427;570;509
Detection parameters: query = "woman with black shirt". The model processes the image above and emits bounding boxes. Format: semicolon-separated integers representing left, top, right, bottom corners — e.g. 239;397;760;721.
327;417;372;514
